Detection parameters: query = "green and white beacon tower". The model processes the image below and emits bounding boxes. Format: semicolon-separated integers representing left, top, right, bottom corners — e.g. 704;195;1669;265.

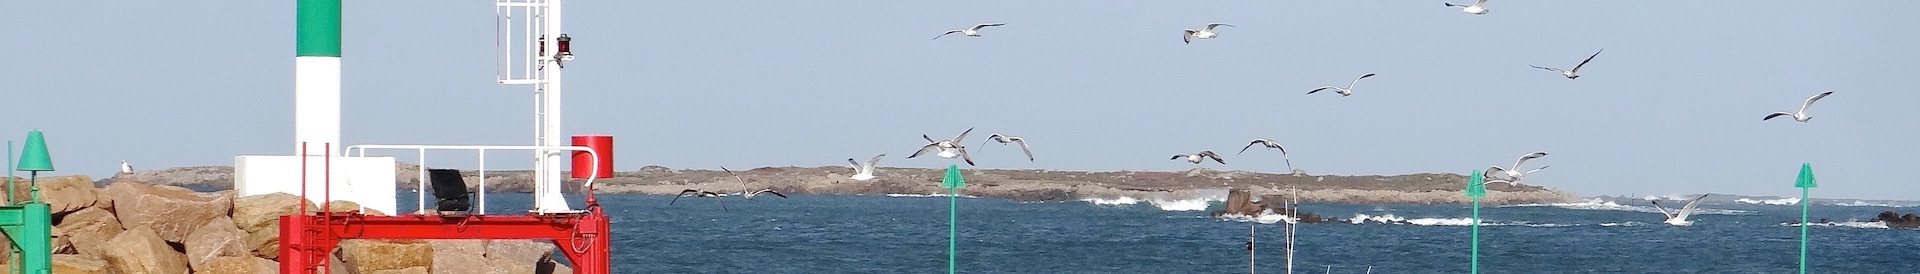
233;0;399;214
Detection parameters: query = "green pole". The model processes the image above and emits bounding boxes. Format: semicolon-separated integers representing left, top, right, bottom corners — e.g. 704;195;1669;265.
941;165;965;274
1465;170;1486;274
1793;163;1816;274
6;141;13;205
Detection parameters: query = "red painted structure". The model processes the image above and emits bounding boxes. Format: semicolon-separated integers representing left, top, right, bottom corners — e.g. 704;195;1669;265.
279;143;612;274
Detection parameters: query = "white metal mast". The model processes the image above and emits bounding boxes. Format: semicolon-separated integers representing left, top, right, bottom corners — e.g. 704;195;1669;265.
497;0;572;213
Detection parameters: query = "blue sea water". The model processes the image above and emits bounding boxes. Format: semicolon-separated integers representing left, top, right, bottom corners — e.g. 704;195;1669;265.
404;193;1920;273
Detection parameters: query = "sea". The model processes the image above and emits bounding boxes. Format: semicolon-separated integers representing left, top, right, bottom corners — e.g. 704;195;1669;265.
400;193;1920;273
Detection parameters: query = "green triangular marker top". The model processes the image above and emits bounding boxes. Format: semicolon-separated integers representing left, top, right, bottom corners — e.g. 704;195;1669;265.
1466;170;1486;199
941;164;965;189
1794;163;1816;188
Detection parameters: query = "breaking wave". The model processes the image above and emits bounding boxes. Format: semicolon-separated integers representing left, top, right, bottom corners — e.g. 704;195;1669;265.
1828;200;1920;208
1734;197;1800;205
1781;221;1889;229
1080;189;1228;211
1218;212;1295;224
1348;213;1479;226
1511;198;1753;215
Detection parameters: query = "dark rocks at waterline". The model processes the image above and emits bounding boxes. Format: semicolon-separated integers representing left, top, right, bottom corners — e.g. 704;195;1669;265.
1873;211;1920;228
1211;188;1340;223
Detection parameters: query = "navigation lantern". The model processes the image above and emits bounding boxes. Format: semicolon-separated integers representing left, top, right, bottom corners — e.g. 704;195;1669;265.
557;34;573;61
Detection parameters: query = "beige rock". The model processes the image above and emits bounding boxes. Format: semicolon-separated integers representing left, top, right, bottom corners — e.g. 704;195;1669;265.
487;257;536;274
541;261;571;274
429;240;488;274
369;266;429;274
51;227;72;254
186;216;250;271
337;239;433;274
54;207;124;257
51;254;110;274
196;256;278;274
324;200;388;216
102;226;189;274
37;175;97;214
485;240;555;263
234;193;317;260
105;182;234;243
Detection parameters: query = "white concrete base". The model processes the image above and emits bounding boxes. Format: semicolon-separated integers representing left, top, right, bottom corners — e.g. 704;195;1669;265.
235;155;397;214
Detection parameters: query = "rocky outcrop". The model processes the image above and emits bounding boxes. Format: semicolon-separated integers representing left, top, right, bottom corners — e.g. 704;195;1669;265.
187;216;251;271
337;240;435;274
1873;211;1920;228
197;256;278;274
370;266;430;274
1211;189;1340;223
51;254;110;274
429;240;488;274
233;193;315;260
103;226;189;274
39;175;98;214
487;240;556;274
104;182;234;243
54;207;124;257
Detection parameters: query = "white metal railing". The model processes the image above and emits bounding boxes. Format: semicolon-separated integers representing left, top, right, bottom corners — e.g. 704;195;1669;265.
345;144;600;215
495;0;549;85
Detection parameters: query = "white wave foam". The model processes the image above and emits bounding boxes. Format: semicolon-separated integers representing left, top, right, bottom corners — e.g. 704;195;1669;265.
1218;212;1296;224
1828;201;1920;208
884;193;978;198
1599;222;1644;227
1735;197;1800;205
1515;198;1753;215
1081;197;1142;206
1349;213;1478;226
1151;199;1213;211
1080;191;1226;211
1782;221;1889;229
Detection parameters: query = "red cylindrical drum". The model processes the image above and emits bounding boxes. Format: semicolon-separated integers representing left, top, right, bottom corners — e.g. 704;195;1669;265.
570;135;613;179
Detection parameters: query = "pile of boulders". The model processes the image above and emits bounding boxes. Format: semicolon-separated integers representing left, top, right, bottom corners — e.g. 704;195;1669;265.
1211;188;1339;223
2;176;570;274
1874;211;1920;228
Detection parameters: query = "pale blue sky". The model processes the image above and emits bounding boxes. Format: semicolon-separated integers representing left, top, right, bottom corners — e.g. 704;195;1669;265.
2;2;1914;200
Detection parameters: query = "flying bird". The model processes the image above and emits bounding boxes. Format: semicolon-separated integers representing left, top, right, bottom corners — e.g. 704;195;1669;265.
1182;23;1234;44
120;160;133;174
1485;151;1549;185
1172;151;1226;165
1651;194;1709;226
1237;139;1293;171
981;133;1035;162
1308;73;1377;97
910;127;976;166
1763;91;1834;123
848;154;885;181
721;166;787;200
933;23;1007;40
1444;0;1489;15
1530;49;1603;79
669;189;728;212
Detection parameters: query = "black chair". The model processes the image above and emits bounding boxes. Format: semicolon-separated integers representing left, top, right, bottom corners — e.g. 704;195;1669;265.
428;169;473;213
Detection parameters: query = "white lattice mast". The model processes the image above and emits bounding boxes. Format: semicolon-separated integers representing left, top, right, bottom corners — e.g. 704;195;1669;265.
498;0;574;213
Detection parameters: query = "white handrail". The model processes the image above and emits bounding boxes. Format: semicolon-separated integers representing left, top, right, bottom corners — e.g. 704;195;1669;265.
344;144;601;215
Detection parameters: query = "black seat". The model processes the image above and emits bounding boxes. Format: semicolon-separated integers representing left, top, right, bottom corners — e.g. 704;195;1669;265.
428;169;473;213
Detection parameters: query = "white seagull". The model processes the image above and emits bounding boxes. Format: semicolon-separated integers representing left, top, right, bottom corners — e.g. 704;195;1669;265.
1444;0;1489;15
1763;91;1834;123
981;133;1035;162
1171;151;1226;165
1485;151;1549;184
1308;73;1377;97
1651;194;1709;226
909;127;976;166
669;189;728;212
1182;23;1234;44
933;23;1007;40
721;166;788;200
1531;49;1603;79
849;154;885;181
120;160;134;174
1237;139;1293;171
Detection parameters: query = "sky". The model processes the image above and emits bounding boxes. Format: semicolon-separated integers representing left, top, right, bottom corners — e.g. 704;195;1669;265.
2;1;1915;200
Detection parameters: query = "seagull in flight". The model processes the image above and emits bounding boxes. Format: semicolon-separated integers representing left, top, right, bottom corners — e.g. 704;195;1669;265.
1237;139;1293;171
1763;91;1834;123
721;166;788;200
120;160;134;174
1485;151;1548;185
849;154;885;181
981;133;1035;162
1651;194;1709;226
1171;151;1226;165
669;189;727;212
1531;49;1603;79
933;23;1007;40
1444;0;1489;15
910;127;976;166
1309;73;1377;97
1182;23;1234;44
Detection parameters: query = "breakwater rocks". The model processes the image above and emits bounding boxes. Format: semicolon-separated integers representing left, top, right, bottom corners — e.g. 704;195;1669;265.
10;175;568;274
1873;211;1920;228
1211;189;1339;223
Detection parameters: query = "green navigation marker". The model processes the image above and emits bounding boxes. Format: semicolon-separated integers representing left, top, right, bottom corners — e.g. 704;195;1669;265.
3;131;56;274
1795;163;1816;274
941;165;964;274
1465;170;1485;274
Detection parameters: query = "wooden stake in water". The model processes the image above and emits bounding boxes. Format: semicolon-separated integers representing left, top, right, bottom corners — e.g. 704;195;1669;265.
941;165;966;274
1794;163;1817;274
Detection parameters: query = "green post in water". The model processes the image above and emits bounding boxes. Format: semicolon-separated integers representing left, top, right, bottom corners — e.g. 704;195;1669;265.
1794;163;1816;274
942;165;965;274
1465;170;1487;274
